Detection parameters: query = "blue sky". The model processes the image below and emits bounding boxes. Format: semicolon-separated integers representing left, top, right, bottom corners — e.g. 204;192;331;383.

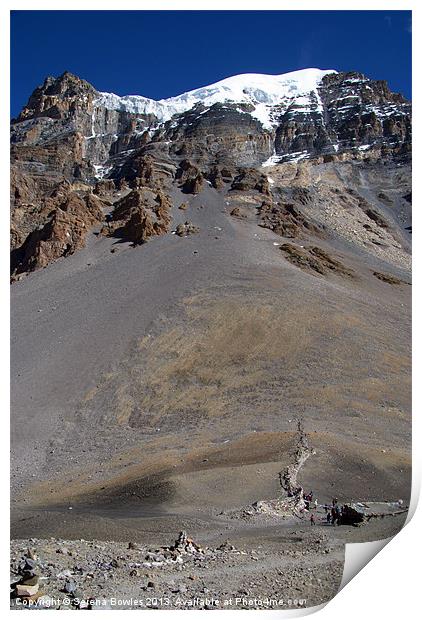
10;10;411;117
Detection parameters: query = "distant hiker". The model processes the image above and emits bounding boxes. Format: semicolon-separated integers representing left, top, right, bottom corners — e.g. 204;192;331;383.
336;505;342;525
314;499;318;509
310;514;315;526
331;506;337;525
326;512;331;524
332;497;338;506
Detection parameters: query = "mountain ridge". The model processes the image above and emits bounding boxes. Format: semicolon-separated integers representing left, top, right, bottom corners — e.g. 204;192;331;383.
95;68;338;125
13;67;411;167
10;67;411;277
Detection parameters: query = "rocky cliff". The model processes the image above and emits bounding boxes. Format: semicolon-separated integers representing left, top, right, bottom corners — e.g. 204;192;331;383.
10;68;411;277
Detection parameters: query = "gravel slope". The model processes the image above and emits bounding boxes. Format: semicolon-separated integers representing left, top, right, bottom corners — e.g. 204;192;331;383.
11;162;411;606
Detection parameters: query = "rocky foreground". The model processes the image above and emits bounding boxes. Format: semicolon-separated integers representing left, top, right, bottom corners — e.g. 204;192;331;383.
10;424;407;611
11;529;344;610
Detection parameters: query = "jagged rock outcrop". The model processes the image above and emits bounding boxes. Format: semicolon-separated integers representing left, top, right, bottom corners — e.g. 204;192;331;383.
93;179;116;196
12;71;158;166
103;188;172;245
279;243;355;278
110;140;181;189
175;160;204;194
258;202;322;238
270;71;411;163
16;71;97;123
231;169;271;195
207;165;225;189
11;191;104;276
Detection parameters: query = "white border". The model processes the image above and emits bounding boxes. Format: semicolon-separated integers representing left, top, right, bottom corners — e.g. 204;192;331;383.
2;1;419;618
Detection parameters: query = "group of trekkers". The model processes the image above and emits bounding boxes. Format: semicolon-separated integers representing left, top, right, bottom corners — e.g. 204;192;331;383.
325;498;343;525
308;496;344;526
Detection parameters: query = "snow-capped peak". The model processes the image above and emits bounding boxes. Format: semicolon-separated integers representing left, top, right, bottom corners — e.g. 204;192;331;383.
95;68;337;128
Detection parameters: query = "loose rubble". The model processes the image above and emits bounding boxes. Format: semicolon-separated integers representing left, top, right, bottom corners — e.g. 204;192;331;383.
10;529;344;610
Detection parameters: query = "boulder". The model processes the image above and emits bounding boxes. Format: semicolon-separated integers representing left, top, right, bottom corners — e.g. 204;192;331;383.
16;576;39;597
175;221;200;237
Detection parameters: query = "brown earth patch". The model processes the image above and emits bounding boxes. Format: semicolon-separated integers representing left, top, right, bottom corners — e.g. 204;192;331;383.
373;271;410;285
279;244;354;278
